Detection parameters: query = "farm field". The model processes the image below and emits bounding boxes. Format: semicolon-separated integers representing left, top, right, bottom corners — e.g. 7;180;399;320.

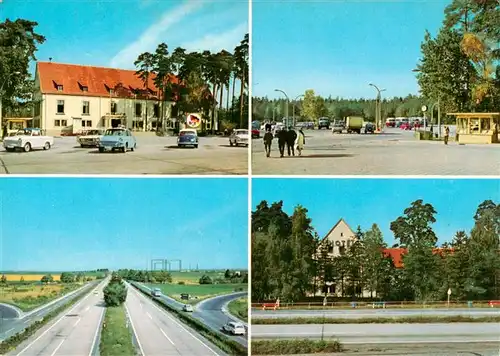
0;283;81;311
168;270;247;284
147;283;247;304
1;271;105;282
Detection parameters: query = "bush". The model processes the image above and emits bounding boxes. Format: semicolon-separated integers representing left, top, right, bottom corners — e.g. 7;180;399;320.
199;275;213;284
103;280;127;307
178;281;185;285
252;339;343;355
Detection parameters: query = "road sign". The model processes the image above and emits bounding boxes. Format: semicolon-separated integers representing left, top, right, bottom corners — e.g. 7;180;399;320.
421;105;428;112
447;288;452;295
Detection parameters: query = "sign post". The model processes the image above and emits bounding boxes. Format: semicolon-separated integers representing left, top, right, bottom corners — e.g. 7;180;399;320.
447;288;451;308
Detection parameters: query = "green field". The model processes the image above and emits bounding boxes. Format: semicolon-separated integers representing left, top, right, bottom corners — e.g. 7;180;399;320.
228;297;248;322
168;270;247;284
0;283;81;311
147;283;247;304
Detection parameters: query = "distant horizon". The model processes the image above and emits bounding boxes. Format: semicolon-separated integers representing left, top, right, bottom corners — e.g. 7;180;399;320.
0;268;249;273
252;93;421;101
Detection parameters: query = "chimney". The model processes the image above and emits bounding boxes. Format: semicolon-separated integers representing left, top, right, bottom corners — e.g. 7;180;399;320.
49;57;52;63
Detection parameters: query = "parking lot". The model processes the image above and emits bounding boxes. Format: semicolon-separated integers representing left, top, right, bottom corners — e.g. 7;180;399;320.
252;127;500;175
0;135;248;174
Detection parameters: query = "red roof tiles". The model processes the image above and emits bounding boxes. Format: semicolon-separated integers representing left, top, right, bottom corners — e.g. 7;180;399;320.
382;247;453;268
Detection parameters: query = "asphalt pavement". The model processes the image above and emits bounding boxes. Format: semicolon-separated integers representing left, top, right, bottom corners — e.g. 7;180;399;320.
7;280;107;356
125;284;225;356
252;307;500;319
251;322;500;344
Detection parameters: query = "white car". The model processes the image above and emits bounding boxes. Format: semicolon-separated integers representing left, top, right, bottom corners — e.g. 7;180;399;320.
229;129;249;147
3;128;54;152
182;304;194;312
77;128;105;148
222;321;246;335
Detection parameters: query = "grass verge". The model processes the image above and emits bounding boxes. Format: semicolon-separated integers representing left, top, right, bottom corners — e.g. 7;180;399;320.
147;283;247;305
130;282;246;356
252;339;343;355
0;283;82;311
0;283;96;354
99;305;137;356
228;297;248;322
252;315;500;324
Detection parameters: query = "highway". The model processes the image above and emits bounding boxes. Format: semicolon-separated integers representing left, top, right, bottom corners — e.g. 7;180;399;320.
125;284;225;355
251;323;500;344
252;307;500;319
6;279;107;355
134;283;248;347
0;281;99;342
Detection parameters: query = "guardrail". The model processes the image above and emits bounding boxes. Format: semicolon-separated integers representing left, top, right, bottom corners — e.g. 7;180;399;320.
252;300;496;309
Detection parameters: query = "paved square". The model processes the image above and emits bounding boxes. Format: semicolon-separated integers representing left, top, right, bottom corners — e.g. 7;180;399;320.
0;135;248;175
252;128;500;175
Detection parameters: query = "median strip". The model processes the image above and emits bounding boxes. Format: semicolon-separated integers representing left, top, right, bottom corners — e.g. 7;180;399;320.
99;305;137;356
252;339;344;355
252;315;500;324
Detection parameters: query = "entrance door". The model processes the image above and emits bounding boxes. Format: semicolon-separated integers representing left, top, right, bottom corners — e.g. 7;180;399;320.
73;117;82;133
111;119;121;128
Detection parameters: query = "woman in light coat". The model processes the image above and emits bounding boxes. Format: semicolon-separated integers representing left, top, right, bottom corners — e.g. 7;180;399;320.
295;129;305;156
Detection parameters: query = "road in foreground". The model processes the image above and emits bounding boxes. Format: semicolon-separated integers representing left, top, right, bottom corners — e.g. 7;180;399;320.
252;307;500;319
252;128;500;175
7;280;106;356
125;284;225;356
251;322;500;344
0;135;247;174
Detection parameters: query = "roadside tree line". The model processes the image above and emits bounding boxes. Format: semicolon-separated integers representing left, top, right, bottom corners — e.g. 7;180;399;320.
116;269;173;284
252;199;499;302
0;272;101;285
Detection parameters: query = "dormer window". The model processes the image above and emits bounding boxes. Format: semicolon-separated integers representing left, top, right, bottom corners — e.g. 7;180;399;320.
57;85;63;91
109;89;114;95
82;86;88;92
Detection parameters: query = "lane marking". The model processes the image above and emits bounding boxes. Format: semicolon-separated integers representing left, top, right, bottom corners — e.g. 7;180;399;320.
124;303;145;356
50;339;65;356
160;328;175;345
146;312;152;320
16;280;105;356
88;307;105;356
73;317;81;327
23;319;31;324
84;306;90;312
129;284;219;356
5;328;14;334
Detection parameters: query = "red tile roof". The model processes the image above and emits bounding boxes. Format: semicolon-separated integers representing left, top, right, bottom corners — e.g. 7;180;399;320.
382;247;453;268
36;62;179;99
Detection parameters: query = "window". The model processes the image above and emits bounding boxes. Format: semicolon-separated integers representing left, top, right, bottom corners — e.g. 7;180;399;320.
54;119;61;127
339;246;346;255
86;120;92;127
110;101;117;114
57;100;65;114
57;85;63;91
109;89;114;95
61;119;68;127
153;103;159;117
82;101;90;115
82;86;88;92
340;232;343;237
135;103;142;117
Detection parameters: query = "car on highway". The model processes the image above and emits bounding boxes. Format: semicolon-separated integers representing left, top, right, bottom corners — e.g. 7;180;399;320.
77;128;105;148
222;321;246;335
177;129;199;148
182;304;194;312
318;117;330;130
98;127;136;153
3;128;54;152
229;129;249;146
151;288;161;297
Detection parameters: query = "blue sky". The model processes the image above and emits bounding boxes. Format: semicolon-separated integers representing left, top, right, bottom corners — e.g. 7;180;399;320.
1;0;247;74
252;179;500;246
253;0;450;99
0;178;248;272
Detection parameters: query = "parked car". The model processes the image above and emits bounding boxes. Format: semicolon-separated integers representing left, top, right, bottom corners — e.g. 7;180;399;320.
177;129;199;148
77;128;105;148
251;129;260;139
318;117;330;130
331;122;344;134
182;304;194;312
229;129;249;146
98;128;136;153
3;128;54;152
222;321;246;335
400;122;412;130
363;122;375;134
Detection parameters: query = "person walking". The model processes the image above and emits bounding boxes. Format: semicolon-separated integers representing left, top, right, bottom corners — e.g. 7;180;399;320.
277;128;287;158
286;126;297;156
444;125;450;145
2;123;7;140
296;128;305;156
263;129;273;157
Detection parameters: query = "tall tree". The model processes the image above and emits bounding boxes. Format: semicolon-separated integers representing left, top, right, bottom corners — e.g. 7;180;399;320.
233;34;249;128
134;52;155;130
362;224;388;298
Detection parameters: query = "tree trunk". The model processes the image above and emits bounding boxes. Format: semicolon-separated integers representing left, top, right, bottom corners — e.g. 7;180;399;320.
226;79;230;112
211;83;217;134
219;82;224;128
239;74;245;129
231;75;236;122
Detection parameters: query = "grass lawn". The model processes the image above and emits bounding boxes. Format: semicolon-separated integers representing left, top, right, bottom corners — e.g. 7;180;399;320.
228;297;248;322
147;283;247;304
99;305;137;356
0;283;81;311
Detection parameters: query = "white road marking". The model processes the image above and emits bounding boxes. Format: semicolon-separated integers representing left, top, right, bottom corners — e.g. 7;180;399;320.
89;307;105;356
84;306;90;312
124;303;145;356
73;317;81;327
50;339;65;356
5;327;14;334
146;312;152;320
160;328;175;345
23;319;31;324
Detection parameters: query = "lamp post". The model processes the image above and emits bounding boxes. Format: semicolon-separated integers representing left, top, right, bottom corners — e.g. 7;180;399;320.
0;71;21;138
274;89;290;126
369;83;386;131
292;94;304;128
430;98;441;138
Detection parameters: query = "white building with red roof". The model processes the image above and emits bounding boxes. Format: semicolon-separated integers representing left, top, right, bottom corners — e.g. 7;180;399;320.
33;61;179;135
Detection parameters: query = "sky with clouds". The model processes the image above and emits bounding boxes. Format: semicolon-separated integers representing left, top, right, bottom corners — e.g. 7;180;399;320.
0;0;248;72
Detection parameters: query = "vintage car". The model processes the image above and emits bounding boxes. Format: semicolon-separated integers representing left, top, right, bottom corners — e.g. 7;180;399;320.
222;321;246;335
98;128;136;153
77;128;105;148
3;128;54;152
229;129;249;146
251;129;260;139
177;129;199;148
182;304;194;312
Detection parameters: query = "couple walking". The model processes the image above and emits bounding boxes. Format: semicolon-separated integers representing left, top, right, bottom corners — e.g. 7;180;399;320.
263;126;305;158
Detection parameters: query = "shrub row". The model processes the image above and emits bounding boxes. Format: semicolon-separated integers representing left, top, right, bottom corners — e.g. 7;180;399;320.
252;339;343;355
130;282;247;356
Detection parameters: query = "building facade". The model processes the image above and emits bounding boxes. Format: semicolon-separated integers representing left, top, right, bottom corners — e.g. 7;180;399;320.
33;61;178;136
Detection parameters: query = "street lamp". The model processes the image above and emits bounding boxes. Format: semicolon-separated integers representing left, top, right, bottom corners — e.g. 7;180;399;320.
0;71;21;138
369;83;386;131
292;94;304;127
274;88;290;125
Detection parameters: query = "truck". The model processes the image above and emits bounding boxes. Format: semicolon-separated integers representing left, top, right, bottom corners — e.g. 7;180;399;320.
318;117;330;130
345;116;364;134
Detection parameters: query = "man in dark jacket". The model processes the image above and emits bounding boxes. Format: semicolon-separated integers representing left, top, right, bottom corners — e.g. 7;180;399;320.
277;128;287;158
286;126;297;156
263;129;273;157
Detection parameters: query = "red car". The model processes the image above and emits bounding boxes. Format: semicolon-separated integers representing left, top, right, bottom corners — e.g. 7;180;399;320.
252;129;260;138
400;122;411;130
